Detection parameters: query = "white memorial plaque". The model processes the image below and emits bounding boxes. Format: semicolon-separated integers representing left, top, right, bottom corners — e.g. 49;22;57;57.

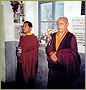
71;17;85;45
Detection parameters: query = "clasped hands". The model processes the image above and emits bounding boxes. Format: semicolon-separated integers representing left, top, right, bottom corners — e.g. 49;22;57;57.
49;52;57;61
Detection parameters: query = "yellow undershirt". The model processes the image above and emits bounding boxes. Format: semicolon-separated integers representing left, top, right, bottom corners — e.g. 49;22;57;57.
23;32;33;36
56;29;68;51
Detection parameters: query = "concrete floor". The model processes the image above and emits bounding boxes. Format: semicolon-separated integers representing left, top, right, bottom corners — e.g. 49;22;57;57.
1;46;85;89
35;46;85;89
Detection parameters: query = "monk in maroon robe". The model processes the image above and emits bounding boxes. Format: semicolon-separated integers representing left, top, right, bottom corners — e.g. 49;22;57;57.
46;17;81;89
16;21;39;89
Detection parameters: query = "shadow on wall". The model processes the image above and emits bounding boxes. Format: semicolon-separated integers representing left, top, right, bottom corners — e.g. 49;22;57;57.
36;46;85;89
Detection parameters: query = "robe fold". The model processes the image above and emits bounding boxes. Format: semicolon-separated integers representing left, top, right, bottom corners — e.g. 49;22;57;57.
46;31;81;80
18;34;39;84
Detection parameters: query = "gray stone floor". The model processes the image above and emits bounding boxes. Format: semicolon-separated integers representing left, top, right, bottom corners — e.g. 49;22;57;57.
73;53;85;89
35;46;48;89
1;46;85;89
35;46;85;89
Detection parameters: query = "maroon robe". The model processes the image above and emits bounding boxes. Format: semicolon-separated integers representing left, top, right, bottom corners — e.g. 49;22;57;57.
46;31;81;88
18;34;39;84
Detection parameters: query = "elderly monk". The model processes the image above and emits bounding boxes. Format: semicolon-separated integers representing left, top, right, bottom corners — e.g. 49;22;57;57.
16;21;39;89
46;17;81;89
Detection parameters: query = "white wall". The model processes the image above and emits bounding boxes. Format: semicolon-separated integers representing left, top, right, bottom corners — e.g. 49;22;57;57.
1;1;85;53
64;1;85;53
64;1;82;31
24;1;38;36
1;1;14;41
1;5;5;82
1;1;38;42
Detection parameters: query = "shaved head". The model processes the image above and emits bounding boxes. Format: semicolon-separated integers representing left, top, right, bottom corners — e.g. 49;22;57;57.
57;17;69;33
58;17;68;23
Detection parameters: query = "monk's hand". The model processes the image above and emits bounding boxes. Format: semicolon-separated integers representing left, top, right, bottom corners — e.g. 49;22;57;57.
50;52;57;61
17;52;21;57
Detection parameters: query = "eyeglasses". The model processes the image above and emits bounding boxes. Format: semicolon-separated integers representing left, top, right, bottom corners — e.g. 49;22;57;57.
57;23;67;26
23;25;29;28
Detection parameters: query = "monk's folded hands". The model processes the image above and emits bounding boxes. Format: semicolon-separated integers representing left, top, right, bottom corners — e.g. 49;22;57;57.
51;52;57;61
